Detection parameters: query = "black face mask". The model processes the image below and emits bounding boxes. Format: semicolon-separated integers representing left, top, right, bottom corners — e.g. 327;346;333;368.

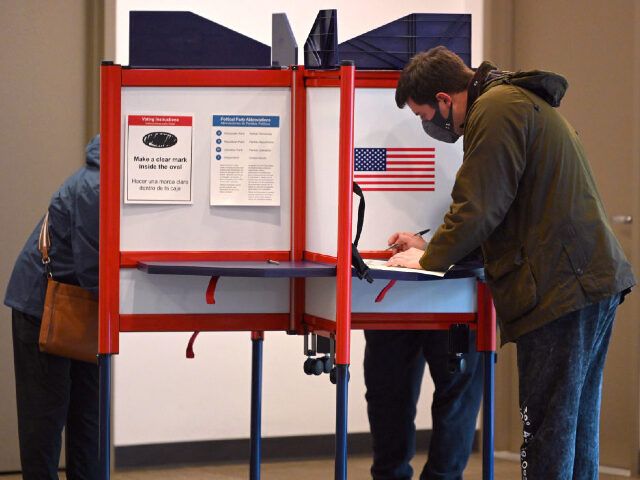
422;102;460;143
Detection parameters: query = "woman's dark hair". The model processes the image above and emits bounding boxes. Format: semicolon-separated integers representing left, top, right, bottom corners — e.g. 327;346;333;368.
395;46;473;108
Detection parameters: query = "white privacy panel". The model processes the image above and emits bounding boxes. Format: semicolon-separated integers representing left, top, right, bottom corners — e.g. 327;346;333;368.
120;86;292;252
306;87;463;256
351;277;476;313
306;277;477;322
306;87;341;257
352;88;464;251
119;270;290;314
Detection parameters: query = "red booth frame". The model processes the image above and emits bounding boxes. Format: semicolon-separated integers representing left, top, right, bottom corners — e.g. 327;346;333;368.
99;63;496;480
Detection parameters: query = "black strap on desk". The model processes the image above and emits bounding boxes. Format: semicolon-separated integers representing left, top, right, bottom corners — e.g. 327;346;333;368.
352;182;373;283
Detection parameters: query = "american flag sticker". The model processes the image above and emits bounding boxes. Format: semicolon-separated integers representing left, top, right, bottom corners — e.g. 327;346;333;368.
354;147;435;191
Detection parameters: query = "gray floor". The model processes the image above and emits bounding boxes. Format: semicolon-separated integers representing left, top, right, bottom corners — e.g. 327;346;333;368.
0;453;635;479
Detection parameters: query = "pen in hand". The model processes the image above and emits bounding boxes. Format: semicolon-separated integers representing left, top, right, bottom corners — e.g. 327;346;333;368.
386;229;430;251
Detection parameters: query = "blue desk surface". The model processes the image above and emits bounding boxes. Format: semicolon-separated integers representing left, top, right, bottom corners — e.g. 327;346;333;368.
137;260;482;281
138;260;336;278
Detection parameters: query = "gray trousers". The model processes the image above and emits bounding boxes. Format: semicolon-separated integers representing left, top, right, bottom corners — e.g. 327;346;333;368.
516;293;620;480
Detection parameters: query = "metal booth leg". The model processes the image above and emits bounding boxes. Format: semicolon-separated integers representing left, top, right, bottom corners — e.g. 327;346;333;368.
250;331;264;480
98;354;111;480
476;281;496;480
334;364;349;480
482;351;496;480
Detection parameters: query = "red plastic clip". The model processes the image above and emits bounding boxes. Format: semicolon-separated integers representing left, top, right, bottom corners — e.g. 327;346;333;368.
206;276;219;304
186;331;200;358
375;279;397;302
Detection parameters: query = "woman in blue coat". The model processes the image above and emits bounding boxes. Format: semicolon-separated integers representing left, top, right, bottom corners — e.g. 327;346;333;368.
5;135;100;479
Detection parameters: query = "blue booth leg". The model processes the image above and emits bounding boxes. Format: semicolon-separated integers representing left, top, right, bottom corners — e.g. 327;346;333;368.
482;352;495;480
250;336;263;480
335;364;349;480
99;354;111;480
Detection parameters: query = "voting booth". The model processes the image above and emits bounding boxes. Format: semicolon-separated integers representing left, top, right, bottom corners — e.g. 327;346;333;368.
98;63;496;480
97;11;495;480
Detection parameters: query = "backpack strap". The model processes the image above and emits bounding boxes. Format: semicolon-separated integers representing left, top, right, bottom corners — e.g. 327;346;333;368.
352;182;373;283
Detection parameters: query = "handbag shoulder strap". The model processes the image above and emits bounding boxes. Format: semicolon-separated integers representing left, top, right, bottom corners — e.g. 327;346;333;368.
38;210;52;276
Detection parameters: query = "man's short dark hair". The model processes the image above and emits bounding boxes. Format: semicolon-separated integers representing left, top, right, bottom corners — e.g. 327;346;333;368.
395;46;473;108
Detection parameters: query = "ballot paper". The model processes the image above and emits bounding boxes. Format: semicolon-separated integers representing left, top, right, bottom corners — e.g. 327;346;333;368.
364;259;450;277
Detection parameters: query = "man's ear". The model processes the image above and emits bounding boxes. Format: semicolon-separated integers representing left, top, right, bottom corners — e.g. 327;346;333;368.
435;92;452;106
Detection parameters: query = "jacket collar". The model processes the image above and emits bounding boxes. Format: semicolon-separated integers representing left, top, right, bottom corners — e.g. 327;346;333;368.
465;61;500;117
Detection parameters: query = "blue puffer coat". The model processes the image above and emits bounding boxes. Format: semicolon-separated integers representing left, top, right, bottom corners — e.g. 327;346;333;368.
5;135;100;321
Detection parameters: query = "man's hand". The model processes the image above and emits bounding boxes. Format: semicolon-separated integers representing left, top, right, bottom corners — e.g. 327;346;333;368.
387;231;427;253
386;247;425;270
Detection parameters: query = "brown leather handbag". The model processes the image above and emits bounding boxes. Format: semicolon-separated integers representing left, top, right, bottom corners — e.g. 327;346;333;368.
38;211;98;364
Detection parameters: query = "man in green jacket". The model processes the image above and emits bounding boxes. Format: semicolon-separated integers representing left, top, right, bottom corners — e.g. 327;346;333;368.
387;46;635;479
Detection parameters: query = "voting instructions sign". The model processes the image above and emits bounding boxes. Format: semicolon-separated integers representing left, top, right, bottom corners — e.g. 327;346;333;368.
210;115;281;206
125;115;193;204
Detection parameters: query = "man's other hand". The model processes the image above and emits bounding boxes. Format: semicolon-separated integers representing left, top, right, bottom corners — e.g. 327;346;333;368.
386;247;425;270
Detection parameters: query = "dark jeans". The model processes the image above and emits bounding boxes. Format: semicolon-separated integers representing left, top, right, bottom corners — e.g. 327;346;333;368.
516;293;620;480
364;329;484;480
12;309;99;480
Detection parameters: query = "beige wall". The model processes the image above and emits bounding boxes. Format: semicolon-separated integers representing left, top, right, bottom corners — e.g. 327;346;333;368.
0;0;107;471
2;0;638;472
486;0;640;472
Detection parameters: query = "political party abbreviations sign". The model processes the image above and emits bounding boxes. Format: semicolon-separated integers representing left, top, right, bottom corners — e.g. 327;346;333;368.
210;115;281;206
125;115;193;204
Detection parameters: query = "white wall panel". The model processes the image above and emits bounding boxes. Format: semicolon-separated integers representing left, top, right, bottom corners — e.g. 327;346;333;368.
121;87;291;252
113;1;482;447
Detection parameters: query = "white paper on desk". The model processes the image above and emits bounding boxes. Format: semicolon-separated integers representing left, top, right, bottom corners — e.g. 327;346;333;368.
364;259;449;277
